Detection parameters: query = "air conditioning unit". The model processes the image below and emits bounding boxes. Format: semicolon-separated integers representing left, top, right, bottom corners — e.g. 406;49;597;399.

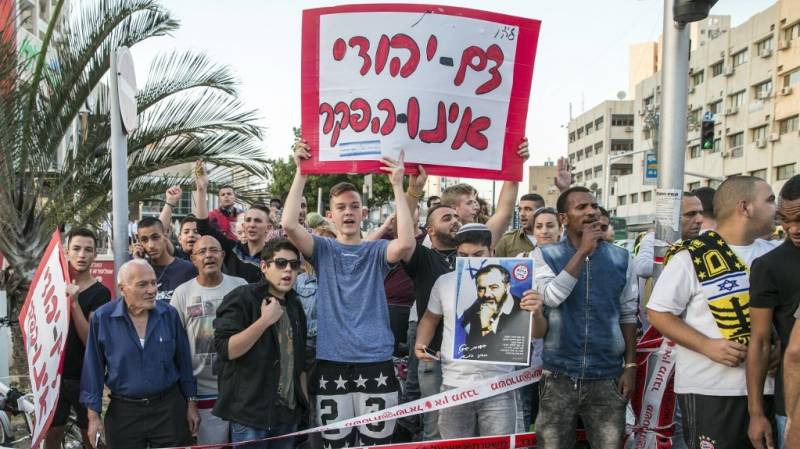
756;138;767;148
725;106;739;115
757;91;771;100
624;126;633;132
778;40;791;50
780;86;793;96
721;150;730;158
688;67;694;74
759;48;773;58
688;86;696;94
770;133;780;142
724;66;735;76
638;109;645;117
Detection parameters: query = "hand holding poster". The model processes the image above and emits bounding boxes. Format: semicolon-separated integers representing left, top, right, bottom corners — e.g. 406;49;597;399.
301;4;540;181
453;257;533;365
18;231;71;449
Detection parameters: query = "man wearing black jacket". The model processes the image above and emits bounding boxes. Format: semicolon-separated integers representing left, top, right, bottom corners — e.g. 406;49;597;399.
213;239;308;449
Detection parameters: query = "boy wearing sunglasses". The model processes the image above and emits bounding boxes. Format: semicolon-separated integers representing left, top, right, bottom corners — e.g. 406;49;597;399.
213;238;309;449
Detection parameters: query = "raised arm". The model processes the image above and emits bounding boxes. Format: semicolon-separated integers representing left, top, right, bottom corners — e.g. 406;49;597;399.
281;137;314;258
382;152;415;264
405;165;427;219
194;161;236;253
159;186;182;231
486;138;529;245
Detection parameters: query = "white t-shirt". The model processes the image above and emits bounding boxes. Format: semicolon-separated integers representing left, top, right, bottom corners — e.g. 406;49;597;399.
427;271;514;387
647;238;777;396
172;274;248;396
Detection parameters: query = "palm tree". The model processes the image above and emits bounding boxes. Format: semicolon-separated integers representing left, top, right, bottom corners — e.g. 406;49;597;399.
0;0;269;377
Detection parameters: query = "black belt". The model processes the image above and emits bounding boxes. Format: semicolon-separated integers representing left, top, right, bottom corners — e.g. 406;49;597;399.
109;385;175;406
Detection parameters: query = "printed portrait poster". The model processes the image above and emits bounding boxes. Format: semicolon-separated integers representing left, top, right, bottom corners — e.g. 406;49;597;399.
452;257;533;365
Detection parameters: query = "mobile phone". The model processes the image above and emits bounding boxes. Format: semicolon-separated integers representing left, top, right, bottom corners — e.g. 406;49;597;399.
423;346;440;360
95;432;106;449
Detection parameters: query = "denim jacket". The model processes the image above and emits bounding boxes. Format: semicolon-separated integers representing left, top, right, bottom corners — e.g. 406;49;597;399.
533;239;638;380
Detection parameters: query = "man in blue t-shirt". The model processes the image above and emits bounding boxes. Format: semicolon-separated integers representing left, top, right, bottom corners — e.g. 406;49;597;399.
283;137;416;448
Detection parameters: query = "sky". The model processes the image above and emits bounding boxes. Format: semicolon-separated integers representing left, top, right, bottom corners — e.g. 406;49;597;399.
130;0;778;186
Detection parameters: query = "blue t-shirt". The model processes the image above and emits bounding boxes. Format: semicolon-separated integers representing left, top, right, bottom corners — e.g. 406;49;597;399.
153;258;198;303
311;235;394;362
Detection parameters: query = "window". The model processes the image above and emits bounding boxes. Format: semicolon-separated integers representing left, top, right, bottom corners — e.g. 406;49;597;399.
594;141;603;155
729;90;745;108
643;95;655;111
750;168;767;179
708;99;723;114
757;37;773;54
711;60;724;77
585;123;593;135
569;132;575;143
584;169;592;180
617;195;627;206
688;181;701;191
752;125;768;142
753;79;773;99
732;49;747;67
569;153;575;163
689;144;701;158
785;22;800;42
630;193;639;204
777;163;796;181
610;140;633;153
576;128;584;139
779;115;799;134
688;108;700;124
728;132;744;148
784;68;800;87
585;147;593;159
594;165;603;177
691;70;704;87
712;138;721;153
577;152;583;161
643;191;652;202
576;173;583;182
728;132;743;157
611;115;634;127
595;117;604;130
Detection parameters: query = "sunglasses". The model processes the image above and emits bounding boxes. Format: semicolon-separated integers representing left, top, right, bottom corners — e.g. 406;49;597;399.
267;258;301;271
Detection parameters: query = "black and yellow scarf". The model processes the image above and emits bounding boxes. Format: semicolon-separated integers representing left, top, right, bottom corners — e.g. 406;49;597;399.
665;231;751;345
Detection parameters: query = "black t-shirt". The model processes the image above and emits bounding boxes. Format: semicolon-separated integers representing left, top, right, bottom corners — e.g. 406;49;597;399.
153;258;198;303
750;239;800;415
403;243;456;352
62;281;111;380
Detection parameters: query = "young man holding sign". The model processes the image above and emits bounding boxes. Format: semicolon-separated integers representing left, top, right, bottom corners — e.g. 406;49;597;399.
415;223;546;439
284;138;416;448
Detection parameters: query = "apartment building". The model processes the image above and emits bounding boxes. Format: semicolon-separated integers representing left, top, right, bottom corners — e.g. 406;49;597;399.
566;100;635;208
528;162;560;207
611;1;800;230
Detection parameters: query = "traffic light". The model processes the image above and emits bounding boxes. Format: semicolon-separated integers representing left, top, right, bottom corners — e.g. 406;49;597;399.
701;120;715;150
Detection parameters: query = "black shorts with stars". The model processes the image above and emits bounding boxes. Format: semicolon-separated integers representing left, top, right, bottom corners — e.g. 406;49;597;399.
313;359;400;448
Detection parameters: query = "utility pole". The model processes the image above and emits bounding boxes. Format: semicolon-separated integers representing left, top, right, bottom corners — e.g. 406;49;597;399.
652;0;716;282
110;47;138;294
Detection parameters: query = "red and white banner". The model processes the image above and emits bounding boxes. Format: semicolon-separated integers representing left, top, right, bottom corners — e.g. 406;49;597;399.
625;327;677;449
18;231;71;449
301;4;541;181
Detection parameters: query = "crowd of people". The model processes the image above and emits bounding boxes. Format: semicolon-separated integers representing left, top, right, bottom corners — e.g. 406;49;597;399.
42;132;800;449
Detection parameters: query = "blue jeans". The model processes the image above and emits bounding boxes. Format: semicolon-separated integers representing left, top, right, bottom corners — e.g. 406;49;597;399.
230;421;298;449
418;359;442;440
438;385;518;439
776;414;786;449
671;403;688;449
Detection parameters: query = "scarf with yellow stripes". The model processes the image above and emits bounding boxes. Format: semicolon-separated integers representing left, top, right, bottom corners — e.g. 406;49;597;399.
664;231;751;345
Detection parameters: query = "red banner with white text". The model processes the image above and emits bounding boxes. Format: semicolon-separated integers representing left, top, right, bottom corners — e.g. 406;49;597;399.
18;231;71;449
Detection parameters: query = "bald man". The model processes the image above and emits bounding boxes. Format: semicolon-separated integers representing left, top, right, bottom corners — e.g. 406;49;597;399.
171;236;247;445
648;176;779;449
80;259;199;449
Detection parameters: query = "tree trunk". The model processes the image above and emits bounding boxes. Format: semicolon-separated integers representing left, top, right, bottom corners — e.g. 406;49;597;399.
5;274;30;390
